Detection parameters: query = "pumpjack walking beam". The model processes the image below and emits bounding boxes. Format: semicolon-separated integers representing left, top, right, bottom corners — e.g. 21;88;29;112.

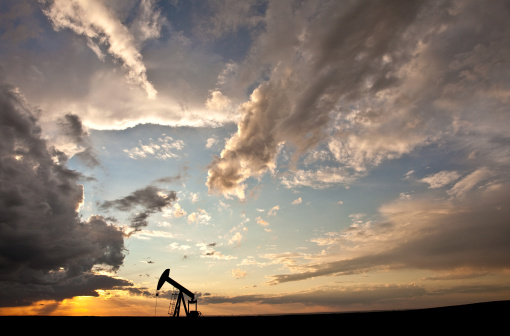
156;269;200;317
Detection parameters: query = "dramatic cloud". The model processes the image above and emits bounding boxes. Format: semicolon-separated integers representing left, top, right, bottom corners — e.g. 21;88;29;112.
40;0;157;99
0;83;127;307
3;0;510;315
99;186;177;234
207;0;510;199
206;0;425;198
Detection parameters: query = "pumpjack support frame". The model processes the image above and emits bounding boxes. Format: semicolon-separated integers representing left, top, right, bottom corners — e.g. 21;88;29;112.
156;269;201;317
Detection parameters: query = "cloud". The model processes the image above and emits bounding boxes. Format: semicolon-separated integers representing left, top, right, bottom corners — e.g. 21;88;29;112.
197;242;236;260
187;208;211;225
57;113;100;167
202;283;427;309
268;205;279;216
228;231;243;247
281;167;360;190
256;217;269;227
206;90;232;112
403;170;415;180
134;229;174;240
206;137;218;149
291;197;302;205
0;82;127;307
169;242;191;251
447;168;492;199
40;0;157;99
190;192;199;203
206;0;425;198
129;0;166;44
168;203;187;218
207;0;510;199
99;186;177;233
195;0;264;40
0;1;42;43
419;171;461;189
124;136;184;160
231;268;247;279
152;172;187;185
268;181;510;285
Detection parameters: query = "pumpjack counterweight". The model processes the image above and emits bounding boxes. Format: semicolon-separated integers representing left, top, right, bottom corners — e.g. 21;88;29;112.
156;269;201;317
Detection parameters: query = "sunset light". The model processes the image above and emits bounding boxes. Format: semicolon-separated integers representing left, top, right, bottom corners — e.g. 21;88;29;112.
1;0;510;319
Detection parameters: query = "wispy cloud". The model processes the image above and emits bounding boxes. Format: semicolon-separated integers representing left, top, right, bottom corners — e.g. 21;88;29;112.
41;0;158;99
281;167;360;190
124;136;184;160
419;171;461;189
268;205;279;216
269;182;510;285
99;186;177;234
447;168;492;199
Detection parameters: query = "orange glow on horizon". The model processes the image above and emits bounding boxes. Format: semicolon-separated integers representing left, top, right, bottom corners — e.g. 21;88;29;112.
0;293;155;317
0;293;351;317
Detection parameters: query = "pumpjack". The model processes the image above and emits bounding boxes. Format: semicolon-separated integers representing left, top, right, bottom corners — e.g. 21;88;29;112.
156;269;201;317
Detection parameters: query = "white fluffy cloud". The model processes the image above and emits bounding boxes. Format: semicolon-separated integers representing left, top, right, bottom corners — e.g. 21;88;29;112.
187;208;211;225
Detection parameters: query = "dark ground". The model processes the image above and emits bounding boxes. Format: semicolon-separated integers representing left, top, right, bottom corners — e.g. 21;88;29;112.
2;300;508;332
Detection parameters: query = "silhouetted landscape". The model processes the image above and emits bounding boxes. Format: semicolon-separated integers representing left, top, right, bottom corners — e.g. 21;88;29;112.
3;1;510;324
3;300;508;332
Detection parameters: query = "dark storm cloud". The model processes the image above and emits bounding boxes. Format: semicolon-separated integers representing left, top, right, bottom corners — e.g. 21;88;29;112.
99;185;177;233
0;82;128;307
1;271;132;308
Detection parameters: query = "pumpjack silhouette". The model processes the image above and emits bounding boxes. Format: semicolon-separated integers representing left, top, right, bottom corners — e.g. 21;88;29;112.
156;269;201;317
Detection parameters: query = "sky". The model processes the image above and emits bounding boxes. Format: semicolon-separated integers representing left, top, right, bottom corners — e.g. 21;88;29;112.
1;0;510;317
